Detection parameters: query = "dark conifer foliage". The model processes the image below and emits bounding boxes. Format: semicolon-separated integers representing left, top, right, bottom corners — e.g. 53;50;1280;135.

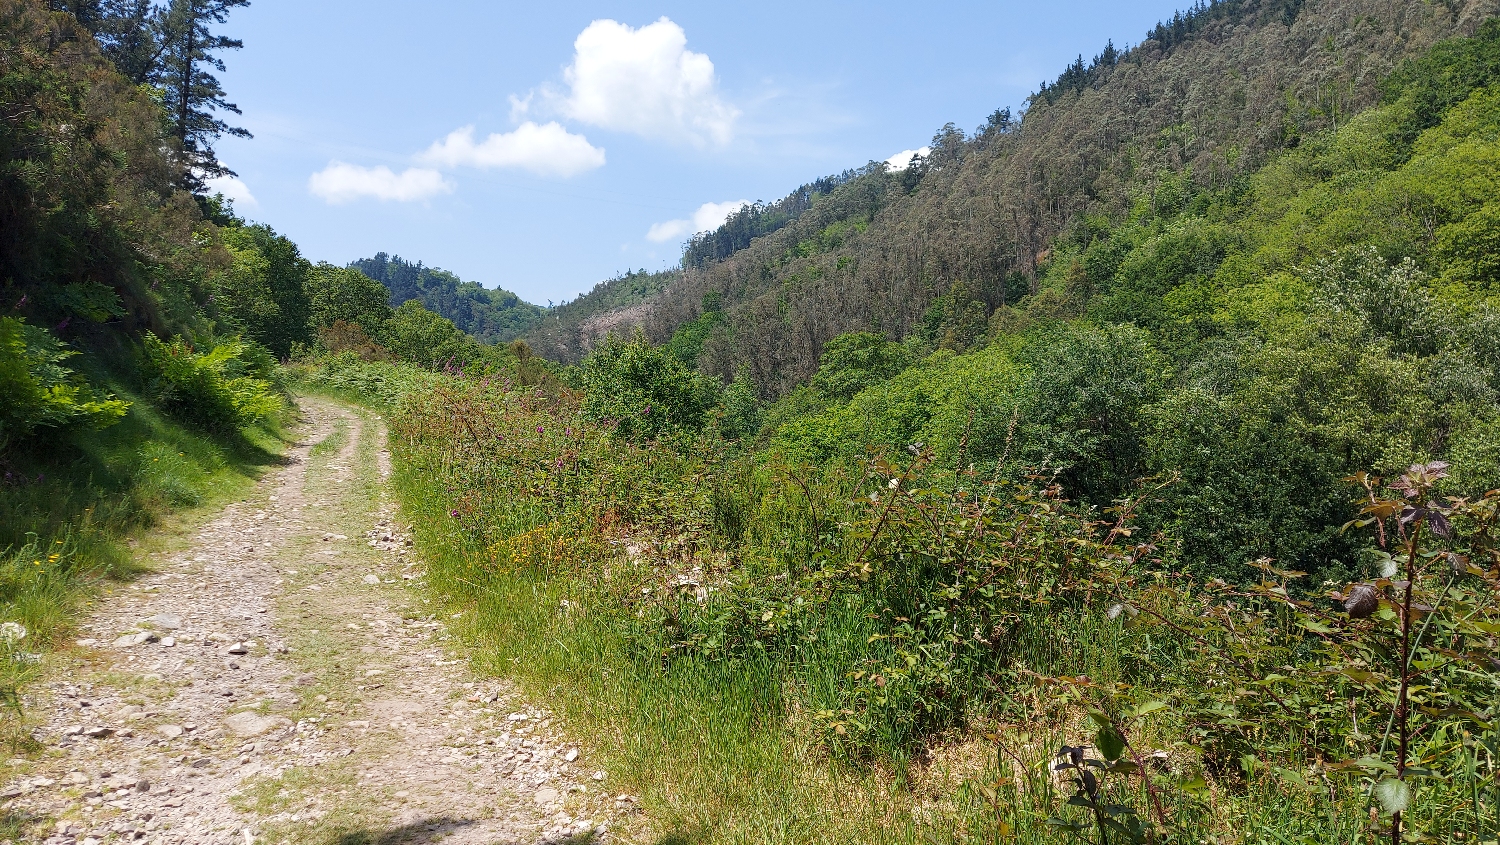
96;0;161;84
155;0;250;187
46;0;251;188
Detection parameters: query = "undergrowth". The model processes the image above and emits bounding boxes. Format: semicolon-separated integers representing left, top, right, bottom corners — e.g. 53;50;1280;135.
382;372;1498;844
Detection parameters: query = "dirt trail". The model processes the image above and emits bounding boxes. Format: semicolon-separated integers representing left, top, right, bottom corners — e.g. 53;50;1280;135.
2;400;625;845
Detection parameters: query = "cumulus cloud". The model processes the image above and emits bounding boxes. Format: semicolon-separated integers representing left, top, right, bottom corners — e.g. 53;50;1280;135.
419;122;605;178
885;146;931;171
204;174;257;208
559;17;737;146
647;199;751;243
308;162;453;204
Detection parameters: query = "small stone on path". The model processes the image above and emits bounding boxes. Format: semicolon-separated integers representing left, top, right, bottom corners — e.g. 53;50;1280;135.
223;712;291;738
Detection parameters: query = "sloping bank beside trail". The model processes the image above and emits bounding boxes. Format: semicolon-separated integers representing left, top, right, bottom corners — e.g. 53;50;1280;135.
306;357;1498;844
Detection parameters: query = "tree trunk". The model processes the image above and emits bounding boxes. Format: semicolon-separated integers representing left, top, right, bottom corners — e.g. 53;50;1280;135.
178;2;193;151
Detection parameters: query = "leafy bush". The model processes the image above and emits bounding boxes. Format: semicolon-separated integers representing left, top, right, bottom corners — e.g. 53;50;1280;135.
580;329;718;441
207;224;313;359
809;332;913;399
718;368;762;439
306;262;394;338
317;320;393;362
379;300;479;367
140;334;284;431
0;317;128;451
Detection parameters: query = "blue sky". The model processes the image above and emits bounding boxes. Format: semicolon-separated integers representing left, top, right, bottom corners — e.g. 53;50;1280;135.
211;0;1188;305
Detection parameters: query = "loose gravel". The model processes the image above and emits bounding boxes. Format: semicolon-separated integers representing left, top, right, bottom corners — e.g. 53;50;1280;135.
1;400;632;845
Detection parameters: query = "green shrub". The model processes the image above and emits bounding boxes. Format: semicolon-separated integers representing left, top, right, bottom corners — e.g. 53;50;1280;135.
306;262;394;338
581;329;718;441
0;317;129;451
140;334;284;431
379;300;479;367
208;224;313;359
810;331;913;400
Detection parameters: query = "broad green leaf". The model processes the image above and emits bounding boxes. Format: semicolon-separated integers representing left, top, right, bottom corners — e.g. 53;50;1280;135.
1355;756;1397;776
1096;724;1126;762
1374;778;1410;816
1129;700;1167;718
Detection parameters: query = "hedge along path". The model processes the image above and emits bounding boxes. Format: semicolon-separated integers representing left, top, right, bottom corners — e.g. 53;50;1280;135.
1;398;631;845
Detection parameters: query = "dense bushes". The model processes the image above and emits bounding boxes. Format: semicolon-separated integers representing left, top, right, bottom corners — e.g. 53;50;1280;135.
392;366;1498;841
208;224;313;358
580;330;719;441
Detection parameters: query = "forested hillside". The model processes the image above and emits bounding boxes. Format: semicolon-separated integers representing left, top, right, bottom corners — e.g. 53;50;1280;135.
553;0;1498;393
402;6;1500;839
523;268;676;361
350;253;543;345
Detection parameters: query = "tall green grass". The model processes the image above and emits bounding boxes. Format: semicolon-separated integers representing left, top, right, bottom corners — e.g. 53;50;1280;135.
394;460;938;843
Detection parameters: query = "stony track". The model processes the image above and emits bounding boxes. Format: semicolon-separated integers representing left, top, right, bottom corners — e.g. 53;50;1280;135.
1;400;628;845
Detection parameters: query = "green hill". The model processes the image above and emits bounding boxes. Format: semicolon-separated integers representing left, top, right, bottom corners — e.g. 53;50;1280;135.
557;0;1499;395
349;253;543;345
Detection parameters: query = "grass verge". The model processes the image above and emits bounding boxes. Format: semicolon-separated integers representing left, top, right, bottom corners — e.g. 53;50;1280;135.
390;461;948;844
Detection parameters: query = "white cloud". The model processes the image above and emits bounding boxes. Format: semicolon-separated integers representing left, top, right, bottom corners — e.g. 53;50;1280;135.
647;199;751;243
885;146;931;171
308;162;453;204
419;122;605;178
205;174;257;208
559;17;737;146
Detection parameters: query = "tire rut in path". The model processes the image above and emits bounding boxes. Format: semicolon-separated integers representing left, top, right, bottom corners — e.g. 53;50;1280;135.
3;399;626;845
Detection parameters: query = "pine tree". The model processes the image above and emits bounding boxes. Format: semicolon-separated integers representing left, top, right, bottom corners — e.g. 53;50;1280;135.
98;0;163;84
49;1;160;83
47;0;104;28
156;0;251;189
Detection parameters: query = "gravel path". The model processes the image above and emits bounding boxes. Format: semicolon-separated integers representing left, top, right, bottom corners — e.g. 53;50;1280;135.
2;400;627;845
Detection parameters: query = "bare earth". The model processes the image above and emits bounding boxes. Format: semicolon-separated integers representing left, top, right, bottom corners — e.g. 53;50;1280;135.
2;399;629;845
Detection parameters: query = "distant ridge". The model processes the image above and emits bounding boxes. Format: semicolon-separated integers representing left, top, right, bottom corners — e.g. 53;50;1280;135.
350;253;543;345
